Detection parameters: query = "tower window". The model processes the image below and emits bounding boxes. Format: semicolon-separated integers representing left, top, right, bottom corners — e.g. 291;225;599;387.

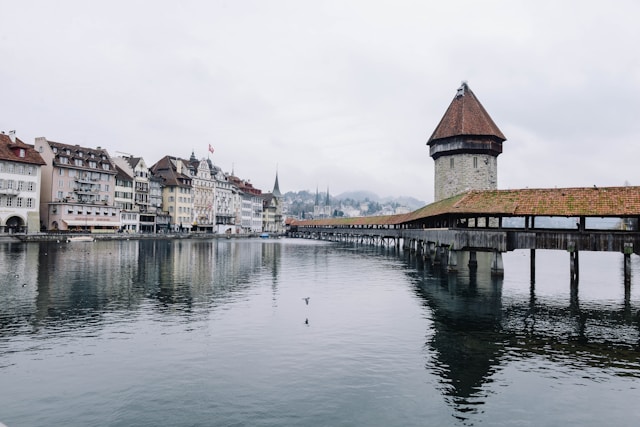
450;158;454;169
473;157;478;168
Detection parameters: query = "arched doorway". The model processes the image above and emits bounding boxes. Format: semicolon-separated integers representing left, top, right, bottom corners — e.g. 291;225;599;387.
5;216;25;233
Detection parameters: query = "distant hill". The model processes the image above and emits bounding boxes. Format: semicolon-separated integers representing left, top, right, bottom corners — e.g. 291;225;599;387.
335;191;426;210
283;190;426;219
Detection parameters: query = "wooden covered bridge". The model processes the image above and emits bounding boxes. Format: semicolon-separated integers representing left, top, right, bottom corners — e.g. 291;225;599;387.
290;186;640;282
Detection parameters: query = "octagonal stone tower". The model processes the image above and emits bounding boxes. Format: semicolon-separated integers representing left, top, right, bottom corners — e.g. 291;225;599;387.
428;82;506;202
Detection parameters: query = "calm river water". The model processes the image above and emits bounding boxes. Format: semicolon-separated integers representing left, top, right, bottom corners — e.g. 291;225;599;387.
1;238;639;426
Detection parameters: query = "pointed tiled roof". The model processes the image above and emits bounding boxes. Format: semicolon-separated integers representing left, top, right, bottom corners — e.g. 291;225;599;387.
272;172;282;197
428;82;506;144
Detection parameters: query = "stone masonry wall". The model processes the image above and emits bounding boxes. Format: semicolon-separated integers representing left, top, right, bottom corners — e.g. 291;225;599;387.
434;153;497;201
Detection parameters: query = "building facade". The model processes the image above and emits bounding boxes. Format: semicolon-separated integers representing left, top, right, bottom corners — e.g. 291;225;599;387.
188;153;216;233
150;156;193;232
0;132;46;233
262;172;283;233
35;137;120;232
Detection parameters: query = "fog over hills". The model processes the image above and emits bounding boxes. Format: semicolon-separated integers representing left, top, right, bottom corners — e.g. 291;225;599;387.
335;190;426;210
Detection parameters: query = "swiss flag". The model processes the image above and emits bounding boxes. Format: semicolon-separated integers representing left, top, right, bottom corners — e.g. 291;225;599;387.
208;144;214;154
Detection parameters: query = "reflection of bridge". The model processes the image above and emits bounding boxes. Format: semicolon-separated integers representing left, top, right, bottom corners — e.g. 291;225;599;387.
290;82;640;284
402;250;640;420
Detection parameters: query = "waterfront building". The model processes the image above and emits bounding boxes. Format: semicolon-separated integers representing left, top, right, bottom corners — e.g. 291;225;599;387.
428;82;506;202
211;164;235;234
262;172;283;233
35;137;120;232
149;175;171;233
150;155;193;232
188;152;216;233
228;175;263;233
114;156;156;232
0;131;46;233
113;163;137;232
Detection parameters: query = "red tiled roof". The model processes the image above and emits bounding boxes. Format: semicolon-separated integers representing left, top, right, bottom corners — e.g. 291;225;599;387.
427;82;506;144
292;186;640;227
0;134;46;165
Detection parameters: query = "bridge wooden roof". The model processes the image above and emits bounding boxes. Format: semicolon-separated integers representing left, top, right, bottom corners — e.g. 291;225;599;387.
292;186;640;227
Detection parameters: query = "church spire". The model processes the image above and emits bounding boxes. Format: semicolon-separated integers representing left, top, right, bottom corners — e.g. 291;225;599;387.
272;171;282;197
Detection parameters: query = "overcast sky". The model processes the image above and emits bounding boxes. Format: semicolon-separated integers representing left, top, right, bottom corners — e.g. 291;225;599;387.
1;0;639;202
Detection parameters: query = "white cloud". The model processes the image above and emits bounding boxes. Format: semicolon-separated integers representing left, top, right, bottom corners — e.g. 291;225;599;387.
2;0;639;202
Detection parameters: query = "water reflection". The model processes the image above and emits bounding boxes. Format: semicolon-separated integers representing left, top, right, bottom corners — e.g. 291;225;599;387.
401;249;640;422
1;240;639;426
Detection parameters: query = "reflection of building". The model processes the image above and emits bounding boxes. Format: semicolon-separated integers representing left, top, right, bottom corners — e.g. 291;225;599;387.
0;131;46;233
35;137;120;232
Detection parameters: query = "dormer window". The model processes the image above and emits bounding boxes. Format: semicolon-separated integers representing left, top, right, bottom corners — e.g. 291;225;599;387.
75;159;83;166
89;161;97;168
59;157;69;164
78;151;83;157
19;148;25;158
65;149;71;155
102;163;110;171
52;147;58;153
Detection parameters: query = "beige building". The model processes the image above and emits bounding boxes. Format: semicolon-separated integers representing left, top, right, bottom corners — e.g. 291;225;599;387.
35;137;120;232
0;131;46;233
262;172;283;234
150;155;193;232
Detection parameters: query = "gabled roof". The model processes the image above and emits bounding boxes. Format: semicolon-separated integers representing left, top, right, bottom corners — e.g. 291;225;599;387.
0;133;46;165
115;164;133;181
150;155;192;188
427;82;506;144
42;138;117;173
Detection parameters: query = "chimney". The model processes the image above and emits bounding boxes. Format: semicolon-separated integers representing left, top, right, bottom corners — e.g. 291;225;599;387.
8;130;16;143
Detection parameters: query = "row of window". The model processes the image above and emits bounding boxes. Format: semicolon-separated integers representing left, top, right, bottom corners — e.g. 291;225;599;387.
58;156;111;170
56;191;110;202
0;162;36;175
57;206;117;215
0;197;34;208
59;169;112;181
0;180;36;191
168;206;193;214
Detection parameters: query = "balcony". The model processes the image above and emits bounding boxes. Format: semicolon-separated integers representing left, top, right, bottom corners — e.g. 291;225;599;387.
0;188;19;196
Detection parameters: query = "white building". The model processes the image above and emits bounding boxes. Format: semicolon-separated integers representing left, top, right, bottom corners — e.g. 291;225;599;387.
0;131;46;233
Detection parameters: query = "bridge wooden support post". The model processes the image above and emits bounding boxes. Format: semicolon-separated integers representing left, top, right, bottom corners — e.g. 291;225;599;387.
433;245;443;266
624;243;633;289
568;243;579;285
448;249;458;272
402;238;410;250
468;251;477;270
491;251;504;276
427;242;436;261
530;249;536;285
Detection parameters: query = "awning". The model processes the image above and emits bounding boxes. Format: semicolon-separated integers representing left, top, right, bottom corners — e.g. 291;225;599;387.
62;220;121;227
